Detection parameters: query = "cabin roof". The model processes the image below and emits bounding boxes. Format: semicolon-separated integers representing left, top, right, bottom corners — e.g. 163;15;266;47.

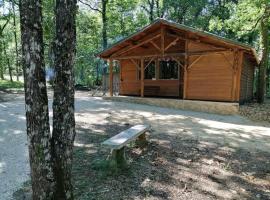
97;18;259;64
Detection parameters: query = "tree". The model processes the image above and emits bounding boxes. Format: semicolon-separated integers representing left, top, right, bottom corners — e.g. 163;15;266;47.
20;0;77;199
19;0;54;199
257;2;270;103
79;0;108;50
3;40;13;82
11;0;20;81
0;9;10;80
51;0;77;198
227;0;269;103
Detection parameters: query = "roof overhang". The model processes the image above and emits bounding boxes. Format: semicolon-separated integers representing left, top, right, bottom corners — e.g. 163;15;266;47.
97;18;259;65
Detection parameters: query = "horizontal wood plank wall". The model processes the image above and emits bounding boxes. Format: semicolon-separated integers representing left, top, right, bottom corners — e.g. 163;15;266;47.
144;80;180;96
186;51;234;101
239;55;255;103
120;60;140;95
120;60;183;97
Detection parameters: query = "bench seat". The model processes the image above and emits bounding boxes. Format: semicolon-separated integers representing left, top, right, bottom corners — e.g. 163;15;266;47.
102;124;150;150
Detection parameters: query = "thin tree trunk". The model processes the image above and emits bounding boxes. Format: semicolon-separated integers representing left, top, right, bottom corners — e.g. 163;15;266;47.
3;42;13;82
19;0;55;199
149;0;154;22
52;0;77;199
0;37;4;80
102;0;108;50
12;0;20;81
257;12;269;103
0;15;11;81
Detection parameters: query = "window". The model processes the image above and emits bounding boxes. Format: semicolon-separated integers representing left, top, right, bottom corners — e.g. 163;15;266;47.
144;61;156;79
159;60;178;79
138;61;156;80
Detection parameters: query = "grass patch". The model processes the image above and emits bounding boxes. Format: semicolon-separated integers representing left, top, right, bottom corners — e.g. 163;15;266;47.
0;79;24;91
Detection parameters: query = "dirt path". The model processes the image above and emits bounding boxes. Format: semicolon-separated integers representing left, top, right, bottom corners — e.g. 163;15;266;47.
1;91;270;199
0;94;28;200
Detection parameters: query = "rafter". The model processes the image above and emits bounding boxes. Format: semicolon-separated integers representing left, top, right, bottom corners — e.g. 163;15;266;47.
161;26;165;55
110;32;161;58
167;32;229;51
165;37;180;51
150;41;161;52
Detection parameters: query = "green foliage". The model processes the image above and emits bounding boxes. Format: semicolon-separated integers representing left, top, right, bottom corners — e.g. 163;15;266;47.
0;79;24;90
1;0;269;93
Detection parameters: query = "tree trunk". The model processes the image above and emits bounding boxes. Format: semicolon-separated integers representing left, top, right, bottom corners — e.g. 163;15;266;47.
102;0;108;50
0;37;4;80
52;0;77;199
257;11;269;103
19;0;54;199
149;0;154;22
12;0;20;81
3;42;13;82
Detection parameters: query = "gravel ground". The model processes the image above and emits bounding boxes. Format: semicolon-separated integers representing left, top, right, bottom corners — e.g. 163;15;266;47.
0;94;29;200
1;91;270;200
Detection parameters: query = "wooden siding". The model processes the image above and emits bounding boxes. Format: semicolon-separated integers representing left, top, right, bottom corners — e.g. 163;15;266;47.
240;55;255;103
120;59;183;97
186;52;234;101
120;60;140;95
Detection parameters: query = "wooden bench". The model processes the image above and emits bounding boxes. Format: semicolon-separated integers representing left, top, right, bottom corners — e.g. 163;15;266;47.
102;124;150;168
144;86;160;96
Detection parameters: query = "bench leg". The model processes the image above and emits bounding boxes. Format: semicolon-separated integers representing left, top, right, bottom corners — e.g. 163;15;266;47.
109;147;127;169
136;132;147;147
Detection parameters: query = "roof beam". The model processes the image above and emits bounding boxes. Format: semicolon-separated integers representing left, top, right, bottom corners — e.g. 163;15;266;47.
165;37;180;51
110;32;161;58
150;41;161;52
114;49;231;60
167;32;228;51
161;26;165;56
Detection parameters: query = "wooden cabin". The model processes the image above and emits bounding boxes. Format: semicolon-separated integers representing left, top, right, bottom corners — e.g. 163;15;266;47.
97;19;258;104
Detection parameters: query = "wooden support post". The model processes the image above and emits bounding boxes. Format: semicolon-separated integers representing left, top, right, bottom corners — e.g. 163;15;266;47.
136;132;147;147
161;26;165;56
156;58;160;80
235;51;244;101
140;58;144;97
109;59;113;97
183;40;189;99
109;147;127;169
231;50;239;101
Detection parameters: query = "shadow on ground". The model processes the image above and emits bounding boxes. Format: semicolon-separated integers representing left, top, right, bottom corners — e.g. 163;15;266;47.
73;119;270;200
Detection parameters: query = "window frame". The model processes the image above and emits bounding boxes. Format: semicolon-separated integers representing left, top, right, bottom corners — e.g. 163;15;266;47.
158;60;179;80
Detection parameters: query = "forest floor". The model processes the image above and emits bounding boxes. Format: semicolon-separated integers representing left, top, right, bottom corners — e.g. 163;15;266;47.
1;91;270;200
240;99;270;123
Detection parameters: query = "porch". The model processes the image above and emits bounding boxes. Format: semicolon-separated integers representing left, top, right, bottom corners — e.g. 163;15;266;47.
103;96;239;115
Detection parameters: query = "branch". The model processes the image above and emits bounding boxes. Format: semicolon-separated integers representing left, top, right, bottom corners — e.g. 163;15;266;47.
79;0;102;13
0;15;11;33
248;15;263;31
141;5;149;13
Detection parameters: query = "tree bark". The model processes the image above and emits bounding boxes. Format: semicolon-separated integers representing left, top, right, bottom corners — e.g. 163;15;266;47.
12;0;20;81
52;0;77;199
19;0;54;199
257;7;270;103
